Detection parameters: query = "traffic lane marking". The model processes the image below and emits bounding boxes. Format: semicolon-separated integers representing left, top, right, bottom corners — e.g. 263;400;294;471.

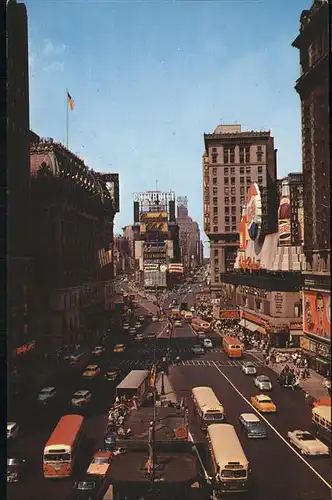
212;361;332;490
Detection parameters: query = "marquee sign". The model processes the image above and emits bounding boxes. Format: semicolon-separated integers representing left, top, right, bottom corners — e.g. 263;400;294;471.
247;183;262;241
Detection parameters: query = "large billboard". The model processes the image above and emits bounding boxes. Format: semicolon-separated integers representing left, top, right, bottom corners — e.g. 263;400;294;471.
168;263;184;274
140;212;168;222
303;291;330;341
140;222;168;233
144;269;167;288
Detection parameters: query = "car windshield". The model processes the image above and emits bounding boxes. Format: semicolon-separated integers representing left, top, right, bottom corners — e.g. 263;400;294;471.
7;458;20;466
40;388;53;394
245;363;255;367
44;453;70;462
85;367;95;371
259;398;271;404
221;469;247;478
77;482;95;490
73;393;85;399
299;433;315;441
258;376;270;382
92;457;108;464
248;422;263;429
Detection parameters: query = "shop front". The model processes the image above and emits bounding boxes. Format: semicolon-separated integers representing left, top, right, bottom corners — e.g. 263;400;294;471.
239;311;267;341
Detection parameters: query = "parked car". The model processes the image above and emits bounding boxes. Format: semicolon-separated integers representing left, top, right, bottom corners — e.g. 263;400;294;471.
254;375;272;391
37;386;57;404
7;422;19;441
7;457;27;483
191;345;205;356
239;413;267;439
242;362;257;375
287;430;329;456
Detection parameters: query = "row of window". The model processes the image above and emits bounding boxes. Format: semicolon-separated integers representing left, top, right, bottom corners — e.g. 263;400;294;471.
212;196;246;205
212;166;263;175
212;225;237;233
212;175;263;186
211;146;264;164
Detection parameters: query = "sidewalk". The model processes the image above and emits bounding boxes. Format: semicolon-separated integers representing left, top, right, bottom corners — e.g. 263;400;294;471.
248;350;328;400
155;373;178;403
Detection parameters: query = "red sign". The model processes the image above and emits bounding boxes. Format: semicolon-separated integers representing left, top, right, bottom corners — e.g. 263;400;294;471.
220;310;241;319
16;341;35;356
303;291;330;340
239;255;261;271
288;322;302;330
242;311;267;326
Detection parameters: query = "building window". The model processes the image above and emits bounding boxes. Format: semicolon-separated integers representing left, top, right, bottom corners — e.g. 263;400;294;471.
213;207;218;214
212;147;217;152
258;176;263;184
225;197;229;205
214;249;218;257
225;216;230;223
231;225;237;232
232;216;236;223
212;177;217;185
214;258;219;264
231;196;236;204
246;176;251;184
257;152;263;162
231;187;236;195
225;225;230;232
225;207;229;214
246;166;251;173
258;167;263;175
240;176;244;184
213;226;218;232
239;147;245;164
245;147;250;163
213;187;218;195
240;186;245;195
223;148;230;164
224;167;229;175
230;167;235;175
240;167;244;174
214;274;220;283
212;154;217;163
213;216;218;224
231;177;235;185
240;196;245;205
231;206;236;215
230;148;235;163
257;145;262;152
224;177;229;184
224;187;229;195
212;167;217;175
213;197;218;205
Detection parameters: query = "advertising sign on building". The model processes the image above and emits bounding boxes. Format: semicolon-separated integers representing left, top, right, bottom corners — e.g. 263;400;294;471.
247;183;263;241
144;270;167;288
140;212;168;222
141;221;168;232
278;180;291;246
271;291;286;317
303;291;331;340
220;310;241;319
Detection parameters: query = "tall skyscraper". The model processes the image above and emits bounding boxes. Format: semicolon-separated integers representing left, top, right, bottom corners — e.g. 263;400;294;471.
7;0;32;350
176;196;202;270
292;0;330;374
202;124;277;290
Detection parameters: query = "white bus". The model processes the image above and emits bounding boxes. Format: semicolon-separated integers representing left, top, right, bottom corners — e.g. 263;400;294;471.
192;386;225;428
207;424;249;497
312;405;331;446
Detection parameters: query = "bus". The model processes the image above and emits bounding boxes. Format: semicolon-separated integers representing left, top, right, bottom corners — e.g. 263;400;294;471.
43;414;84;478
191;317;210;332
207;424;250;497
116;370;150;406
192;387;225;428
312;405;331;446
222;336;243;358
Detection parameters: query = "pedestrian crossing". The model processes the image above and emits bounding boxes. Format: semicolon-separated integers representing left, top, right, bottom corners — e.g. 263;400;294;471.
112;358;263;370
136;347;224;355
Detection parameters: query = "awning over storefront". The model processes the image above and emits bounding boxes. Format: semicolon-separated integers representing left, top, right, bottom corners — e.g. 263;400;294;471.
315;356;329;364
257;326;266;335
243;321;259;332
238;319;246;328
290;330;303;336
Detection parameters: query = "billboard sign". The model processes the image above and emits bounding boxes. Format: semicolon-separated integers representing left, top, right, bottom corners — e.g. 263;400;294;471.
247;183;262;241
141;221;168;232
303;291;330;340
134;191;175;203
144;270;167;288
140;212;168;222
168;263;184;274
220;310;241;319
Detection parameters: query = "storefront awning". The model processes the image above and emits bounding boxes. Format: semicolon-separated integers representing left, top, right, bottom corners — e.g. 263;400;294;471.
238;319;246;328
257;326;266;335
243;321;259;332
290;330;303;336
315;356;329;364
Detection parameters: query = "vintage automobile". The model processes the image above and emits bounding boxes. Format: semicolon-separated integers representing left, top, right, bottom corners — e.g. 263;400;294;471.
287;430;329;456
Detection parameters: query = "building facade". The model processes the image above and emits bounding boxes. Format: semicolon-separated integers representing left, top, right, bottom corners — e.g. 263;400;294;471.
292;0;330;374
7;0;33;356
113;235;132;276
30;136;119;350
176;196;202;271
203;125;278;290
132;190;180;289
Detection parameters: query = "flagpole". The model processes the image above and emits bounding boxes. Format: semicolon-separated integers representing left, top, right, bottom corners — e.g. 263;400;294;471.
66;88;69;149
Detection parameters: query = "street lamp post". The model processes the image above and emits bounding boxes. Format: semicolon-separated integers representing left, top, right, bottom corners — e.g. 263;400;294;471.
161;370;165;396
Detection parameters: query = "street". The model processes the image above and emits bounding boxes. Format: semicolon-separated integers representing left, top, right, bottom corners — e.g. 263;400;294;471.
7;286;331;500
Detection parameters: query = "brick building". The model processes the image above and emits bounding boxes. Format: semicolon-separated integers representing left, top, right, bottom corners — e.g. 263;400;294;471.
30;136;119;350
292;0;330;374
203;125;278;290
176;196;202;271
7;0;33;354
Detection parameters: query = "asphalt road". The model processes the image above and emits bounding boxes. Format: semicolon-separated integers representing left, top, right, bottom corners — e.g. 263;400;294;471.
8;285;331;500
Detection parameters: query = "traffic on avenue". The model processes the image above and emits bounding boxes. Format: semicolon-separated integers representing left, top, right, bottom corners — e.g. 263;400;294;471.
7;276;331;500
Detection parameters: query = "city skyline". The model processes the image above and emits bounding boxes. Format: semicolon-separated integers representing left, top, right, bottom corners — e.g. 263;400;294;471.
27;0;308;235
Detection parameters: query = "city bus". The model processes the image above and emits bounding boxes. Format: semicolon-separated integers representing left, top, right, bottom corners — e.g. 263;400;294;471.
43;414;84;478
312;405;331;446
191;317;210;332
116;370;150;406
192;386;225;429
207;424;250;497
222;336;244;358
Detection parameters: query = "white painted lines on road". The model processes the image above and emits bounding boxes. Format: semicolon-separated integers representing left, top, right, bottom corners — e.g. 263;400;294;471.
178;359;262;367
157;321;169;338
212;361;332;490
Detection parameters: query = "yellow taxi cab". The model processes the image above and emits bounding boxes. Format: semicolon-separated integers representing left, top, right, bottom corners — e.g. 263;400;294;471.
250;394;277;413
113;344;125;353
82;364;100;378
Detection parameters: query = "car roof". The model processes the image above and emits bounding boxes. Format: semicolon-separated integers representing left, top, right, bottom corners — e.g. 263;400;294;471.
256;394;271;401
244;362;255;366
74;390;90;396
94;346;103;349
7;422;17;429
240;413;260;422
257;374;270;379
40;386;55;392
115;344;124;347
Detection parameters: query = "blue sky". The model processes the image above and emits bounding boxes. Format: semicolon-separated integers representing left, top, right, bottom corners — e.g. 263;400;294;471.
26;0;310;239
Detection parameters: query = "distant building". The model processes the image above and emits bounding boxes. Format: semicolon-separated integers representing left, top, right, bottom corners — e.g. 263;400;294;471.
203;124;278;290
30;136;119;350
292;0;330;375
114;235;132;275
176;196;202;271
7;0;32;355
